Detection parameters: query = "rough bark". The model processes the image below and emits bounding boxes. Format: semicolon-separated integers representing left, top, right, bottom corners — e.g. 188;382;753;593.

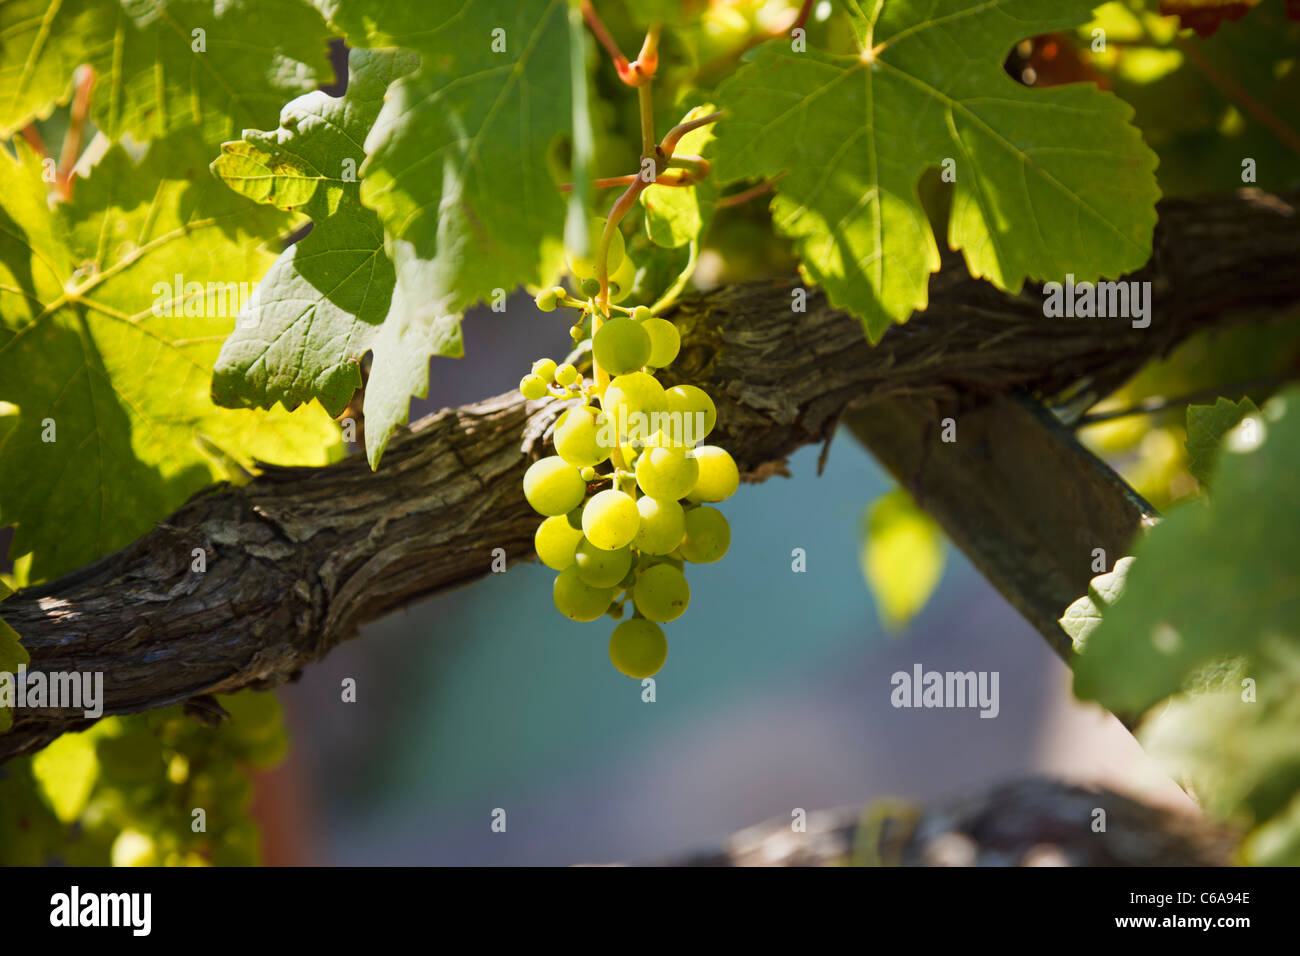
2;188;1298;763
644;778;1236;866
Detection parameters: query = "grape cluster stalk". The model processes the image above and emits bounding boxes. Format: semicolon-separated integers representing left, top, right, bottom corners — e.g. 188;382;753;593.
520;219;738;679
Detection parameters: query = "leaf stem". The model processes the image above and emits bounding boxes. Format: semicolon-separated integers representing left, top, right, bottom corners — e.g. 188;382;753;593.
660;111;721;155
716;172;787;209
57;65;96;202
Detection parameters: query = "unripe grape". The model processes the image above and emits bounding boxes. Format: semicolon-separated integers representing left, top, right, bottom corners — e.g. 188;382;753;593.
609;619;668;678
679;506;730;563
554;406;613;467
687;445;739;502
535;515;584;570
581;278;602;298
579;466;597;482
593;317;651;375
574;539;633;588
553;566;616;622
555;363;580;387
641;318;681;368
635;496;686;555
565;506;584;530
603;372;666;441
534;288;559;312
532;358;558;382
609;255;636;303
665;384;716;443
630;305;653;323
582;489;640;550
636;446;699;500
633;563;690;622
523;456;587;516
520;374;548;400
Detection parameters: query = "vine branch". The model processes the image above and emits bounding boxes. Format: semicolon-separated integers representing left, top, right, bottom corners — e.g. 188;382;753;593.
1;189;1297;764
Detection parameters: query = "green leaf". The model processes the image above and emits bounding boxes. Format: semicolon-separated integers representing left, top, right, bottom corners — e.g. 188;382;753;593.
0;579;28;733
859;486;945;630
210;49;452;468
1073;388;1300;714
329;0;573;315
1186;396;1261;488
1139;647;1300;858
1058;555;1135;652
0;136;341;582
713;0;1160;341
0;0;333;143
31;731;99;823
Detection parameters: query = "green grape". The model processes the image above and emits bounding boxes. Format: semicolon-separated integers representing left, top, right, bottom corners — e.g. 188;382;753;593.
553;566;616;622
602;371;666;441
687;445;739;502
592;317;651;375
520;374;548;401
555;363;580;387
534;288;559;312
680;506;731;563
665;384;716;444
609;255;637;303
535;515;584;570
641;318;681;368
635;496;685;555
581;278;602;298
532;358;558;382
523;456;587;516
609;619;668;678
554;406;614;467
580;466;597;482
565;505;584;530
630;305;653;323
636;446;699;500
566;217;626;280
633;563;691;622
574;539;633;588
582;489;640;550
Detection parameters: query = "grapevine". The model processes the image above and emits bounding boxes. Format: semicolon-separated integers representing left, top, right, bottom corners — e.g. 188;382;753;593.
519;10;732;679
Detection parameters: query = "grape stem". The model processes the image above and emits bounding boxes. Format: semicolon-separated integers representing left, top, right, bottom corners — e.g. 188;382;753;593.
716;171;787;209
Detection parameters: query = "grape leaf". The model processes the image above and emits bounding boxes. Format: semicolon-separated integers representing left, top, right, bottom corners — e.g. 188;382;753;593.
0;0;333;143
0;136;340;582
1073;387;1300;714
859;486;945;630
1058;555;1135;652
324;0;573;318
1185;395;1260;487
713;0;1160;341
0;580;27;734
31;730;99;823
209;49;454;467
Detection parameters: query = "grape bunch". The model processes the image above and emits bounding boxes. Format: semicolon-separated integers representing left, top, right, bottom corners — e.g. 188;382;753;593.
520;220;738;679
